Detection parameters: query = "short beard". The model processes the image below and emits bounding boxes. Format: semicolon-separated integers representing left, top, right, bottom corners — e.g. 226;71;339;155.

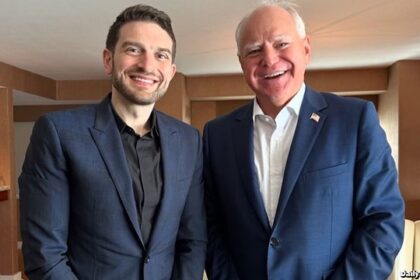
111;68;167;106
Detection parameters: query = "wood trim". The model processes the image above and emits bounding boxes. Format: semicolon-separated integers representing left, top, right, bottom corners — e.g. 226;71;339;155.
305;68;389;92
0;185;11;192
0;272;22;280
186;74;253;98
56;80;111;100
186;68;388;99
0;62;55;99
13;105;85;122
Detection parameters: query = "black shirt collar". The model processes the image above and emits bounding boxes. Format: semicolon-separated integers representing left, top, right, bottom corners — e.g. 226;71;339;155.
112;107;159;138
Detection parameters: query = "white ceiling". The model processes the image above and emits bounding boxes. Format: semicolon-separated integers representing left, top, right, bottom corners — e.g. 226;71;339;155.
2;0;420;101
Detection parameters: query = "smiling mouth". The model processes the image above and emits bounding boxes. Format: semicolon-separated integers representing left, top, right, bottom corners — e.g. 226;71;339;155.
263;70;287;79
129;74;158;85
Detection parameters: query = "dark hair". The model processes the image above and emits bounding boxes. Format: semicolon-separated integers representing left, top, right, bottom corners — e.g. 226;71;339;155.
106;4;176;60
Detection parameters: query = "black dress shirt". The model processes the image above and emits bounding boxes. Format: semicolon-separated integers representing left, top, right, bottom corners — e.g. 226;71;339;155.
113;109;163;245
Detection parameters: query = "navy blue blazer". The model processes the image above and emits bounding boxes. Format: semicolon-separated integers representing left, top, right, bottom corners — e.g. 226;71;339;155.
19;96;207;280
204;87;404;280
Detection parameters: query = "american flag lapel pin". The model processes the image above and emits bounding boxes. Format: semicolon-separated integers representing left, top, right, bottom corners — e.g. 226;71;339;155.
310;112;320;123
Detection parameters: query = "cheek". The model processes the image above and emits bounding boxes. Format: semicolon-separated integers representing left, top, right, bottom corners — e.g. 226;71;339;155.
119;61;132;71
159;62;174;76
290;47;309;67
116;56;138;71
242;63;256;78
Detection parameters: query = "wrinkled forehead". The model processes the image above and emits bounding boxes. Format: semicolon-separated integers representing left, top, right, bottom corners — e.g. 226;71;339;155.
238;6;297;47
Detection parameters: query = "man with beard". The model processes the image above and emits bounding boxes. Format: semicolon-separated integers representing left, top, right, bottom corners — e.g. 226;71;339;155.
19;4;206;280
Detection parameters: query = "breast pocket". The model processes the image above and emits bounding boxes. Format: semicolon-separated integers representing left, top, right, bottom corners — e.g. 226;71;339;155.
305;163;349;182
303;162;350;194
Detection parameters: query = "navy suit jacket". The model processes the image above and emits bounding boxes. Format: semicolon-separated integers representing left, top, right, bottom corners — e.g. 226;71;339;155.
204;87;404;280
19;96;207;280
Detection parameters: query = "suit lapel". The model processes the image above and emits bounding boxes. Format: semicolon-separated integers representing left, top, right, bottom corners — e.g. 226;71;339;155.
233;103;271;233
147;112;179;250
273;88;327;228
89;96;144;246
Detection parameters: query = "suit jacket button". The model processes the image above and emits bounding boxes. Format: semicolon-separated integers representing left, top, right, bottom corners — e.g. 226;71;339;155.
270;237;279;247
144;256;150;264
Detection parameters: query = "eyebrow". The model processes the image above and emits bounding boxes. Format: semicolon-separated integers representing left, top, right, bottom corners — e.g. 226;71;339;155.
272;34;292;42
241;34;293;52
243;42;261;50
121;41;172;55
241;42;262;56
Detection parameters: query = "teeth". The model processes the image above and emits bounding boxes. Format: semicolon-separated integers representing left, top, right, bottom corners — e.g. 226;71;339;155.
131;76;154;84
264;71;286;79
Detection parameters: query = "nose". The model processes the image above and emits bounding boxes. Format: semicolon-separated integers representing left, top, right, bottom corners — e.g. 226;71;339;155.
137;52;156;73
261;46;279;67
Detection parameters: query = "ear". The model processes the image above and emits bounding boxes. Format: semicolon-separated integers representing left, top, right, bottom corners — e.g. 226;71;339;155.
169;63;177;80
303;36;311;65
103;49;113;75
238;54;246;72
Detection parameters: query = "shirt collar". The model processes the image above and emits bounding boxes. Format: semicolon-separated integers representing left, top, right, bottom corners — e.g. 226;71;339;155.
112;107;159;138
252;83;306;122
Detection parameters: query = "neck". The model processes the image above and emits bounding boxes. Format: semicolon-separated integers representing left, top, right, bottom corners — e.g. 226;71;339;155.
111;92;155;136
256;89;299;119
256;97;284;119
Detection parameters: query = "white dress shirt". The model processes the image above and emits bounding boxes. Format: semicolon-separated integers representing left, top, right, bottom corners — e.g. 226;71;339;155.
253;84;306;226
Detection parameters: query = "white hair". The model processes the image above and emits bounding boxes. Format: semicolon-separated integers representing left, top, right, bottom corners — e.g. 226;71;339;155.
235;0;307;53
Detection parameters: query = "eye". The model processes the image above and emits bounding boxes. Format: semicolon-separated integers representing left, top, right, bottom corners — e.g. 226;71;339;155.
245;48;261;57
274;42;289;49
156;51;170;60
126;46;141;55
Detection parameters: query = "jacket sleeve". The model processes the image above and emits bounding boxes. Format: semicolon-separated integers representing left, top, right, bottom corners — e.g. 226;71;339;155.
19;116;78;280
203;124;240;280
171;129;207;280
328;102;405;279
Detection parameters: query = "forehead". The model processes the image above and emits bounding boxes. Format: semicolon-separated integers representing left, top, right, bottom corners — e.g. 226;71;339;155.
239;6;297;45
117;21;173;48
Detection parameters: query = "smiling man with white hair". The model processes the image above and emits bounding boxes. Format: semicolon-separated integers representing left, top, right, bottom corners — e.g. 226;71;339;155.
203;1;404;279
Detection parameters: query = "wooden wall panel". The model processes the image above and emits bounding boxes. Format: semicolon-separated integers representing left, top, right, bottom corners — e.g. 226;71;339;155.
56;80;111;100
186;74;253;98
405;200;420;221
397;61;420;201
14;105;84;122
191;100;251;134
186;68;388;99
0;61;56;99
14;74;188;123
191;101;217;134
0;88;19;275
343;94;379;110
155;73;188;121
216;99;251;116
305;68;388;93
